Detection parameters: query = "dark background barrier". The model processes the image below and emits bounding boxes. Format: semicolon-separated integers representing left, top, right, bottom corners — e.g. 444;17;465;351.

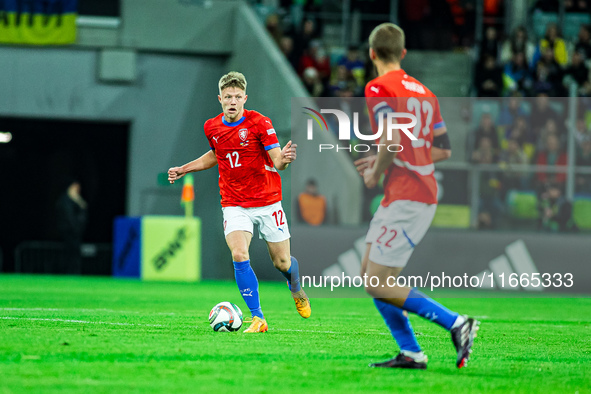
289;226;591;294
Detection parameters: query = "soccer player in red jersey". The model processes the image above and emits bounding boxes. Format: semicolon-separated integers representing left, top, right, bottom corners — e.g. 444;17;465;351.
355;24;479;369
168;72;311;333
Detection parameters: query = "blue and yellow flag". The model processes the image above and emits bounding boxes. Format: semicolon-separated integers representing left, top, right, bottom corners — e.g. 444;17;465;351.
0;0;77;45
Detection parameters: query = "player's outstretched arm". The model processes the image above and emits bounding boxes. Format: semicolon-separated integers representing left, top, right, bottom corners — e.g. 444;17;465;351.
431;128;452;163
268;140;297;171
168;150;218;184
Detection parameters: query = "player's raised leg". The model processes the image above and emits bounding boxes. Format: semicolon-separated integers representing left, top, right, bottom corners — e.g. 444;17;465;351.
365;259;479;368
226;230;267;333
362;244;427;369
267;239;311;318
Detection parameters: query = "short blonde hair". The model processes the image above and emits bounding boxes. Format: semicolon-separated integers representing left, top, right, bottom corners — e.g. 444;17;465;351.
218;71;247;94
369;23;405;63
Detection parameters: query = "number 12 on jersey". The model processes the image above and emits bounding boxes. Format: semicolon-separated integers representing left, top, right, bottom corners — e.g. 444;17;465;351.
226;151;241;168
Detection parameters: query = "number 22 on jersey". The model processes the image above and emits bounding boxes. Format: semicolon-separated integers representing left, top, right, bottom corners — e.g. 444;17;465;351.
406;97;433;148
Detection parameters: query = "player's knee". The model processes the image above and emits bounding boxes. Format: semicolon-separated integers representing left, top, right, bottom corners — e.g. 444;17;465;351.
232;249;250;263
272;255;290;272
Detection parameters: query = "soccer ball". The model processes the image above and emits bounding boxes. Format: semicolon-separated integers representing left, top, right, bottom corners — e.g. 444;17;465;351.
209;302;243;332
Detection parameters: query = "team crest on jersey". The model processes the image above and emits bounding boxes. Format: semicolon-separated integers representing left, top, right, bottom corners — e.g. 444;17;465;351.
239;128;249;141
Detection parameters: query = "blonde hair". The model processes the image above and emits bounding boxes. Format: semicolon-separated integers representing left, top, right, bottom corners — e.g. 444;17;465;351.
218;71;247;94
369;23;405;63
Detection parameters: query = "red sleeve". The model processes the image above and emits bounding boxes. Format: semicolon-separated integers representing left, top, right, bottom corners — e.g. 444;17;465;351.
203;120;215;150
258;117;280;151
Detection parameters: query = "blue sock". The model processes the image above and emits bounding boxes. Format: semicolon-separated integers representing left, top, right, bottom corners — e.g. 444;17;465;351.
374;299;421;352
402;288;459;331
233;260;263;319
280;256;301;292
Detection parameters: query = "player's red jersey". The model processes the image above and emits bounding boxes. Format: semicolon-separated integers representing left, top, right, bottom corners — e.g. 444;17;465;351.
365;69;446;206
204;109;282;208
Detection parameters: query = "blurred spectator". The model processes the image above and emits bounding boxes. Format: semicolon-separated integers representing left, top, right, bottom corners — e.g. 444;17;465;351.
536;134;568;186
575;117;591;145
302;67;324;97
472;112;500;153
299;40;331;86
471;135;498;163
329;65;357;97
536;118;564;152
498;95;529;126
565;0;589;12
576;136;591;192
265;14;284;48
575;25;591;60
530;94;560;141
337;46;366;87
499;138;529;193
56;179;87;275
280;36;299;70
471;136;502;228
475;54;503;97
450;0;476;47
538;183;574;232
533;47;564;95
480;26;501;62
364;57;378;84
500;26;536;66
297;179;326;226
565;51;591;95
503;52;533;96
538;23;568;67
293;19;317;66
505;115;529;146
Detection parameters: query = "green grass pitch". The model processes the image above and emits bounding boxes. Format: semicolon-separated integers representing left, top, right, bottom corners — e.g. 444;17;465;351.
1;275;590;393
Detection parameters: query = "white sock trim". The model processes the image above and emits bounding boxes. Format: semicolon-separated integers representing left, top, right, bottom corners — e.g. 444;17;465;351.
451;315;466;330
402;350;427;362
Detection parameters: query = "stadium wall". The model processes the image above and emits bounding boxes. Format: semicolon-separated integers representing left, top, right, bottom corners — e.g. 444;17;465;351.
0;47;234;278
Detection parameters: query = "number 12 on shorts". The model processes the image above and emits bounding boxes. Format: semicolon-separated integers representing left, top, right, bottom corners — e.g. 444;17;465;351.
272;210;285;227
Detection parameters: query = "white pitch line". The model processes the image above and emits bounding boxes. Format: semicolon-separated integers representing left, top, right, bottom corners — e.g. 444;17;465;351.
270;328;390;335
1;308;60;311
0;307;176;316
0;317;164;327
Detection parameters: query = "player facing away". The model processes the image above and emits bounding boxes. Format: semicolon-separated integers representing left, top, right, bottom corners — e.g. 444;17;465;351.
355;24;479;369
168;71;311;333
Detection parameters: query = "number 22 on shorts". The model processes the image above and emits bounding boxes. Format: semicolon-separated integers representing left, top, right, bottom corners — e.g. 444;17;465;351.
376;226;397;247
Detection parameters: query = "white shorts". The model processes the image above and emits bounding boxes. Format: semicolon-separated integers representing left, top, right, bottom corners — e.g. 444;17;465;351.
222;201;291;243
365;200;437;268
